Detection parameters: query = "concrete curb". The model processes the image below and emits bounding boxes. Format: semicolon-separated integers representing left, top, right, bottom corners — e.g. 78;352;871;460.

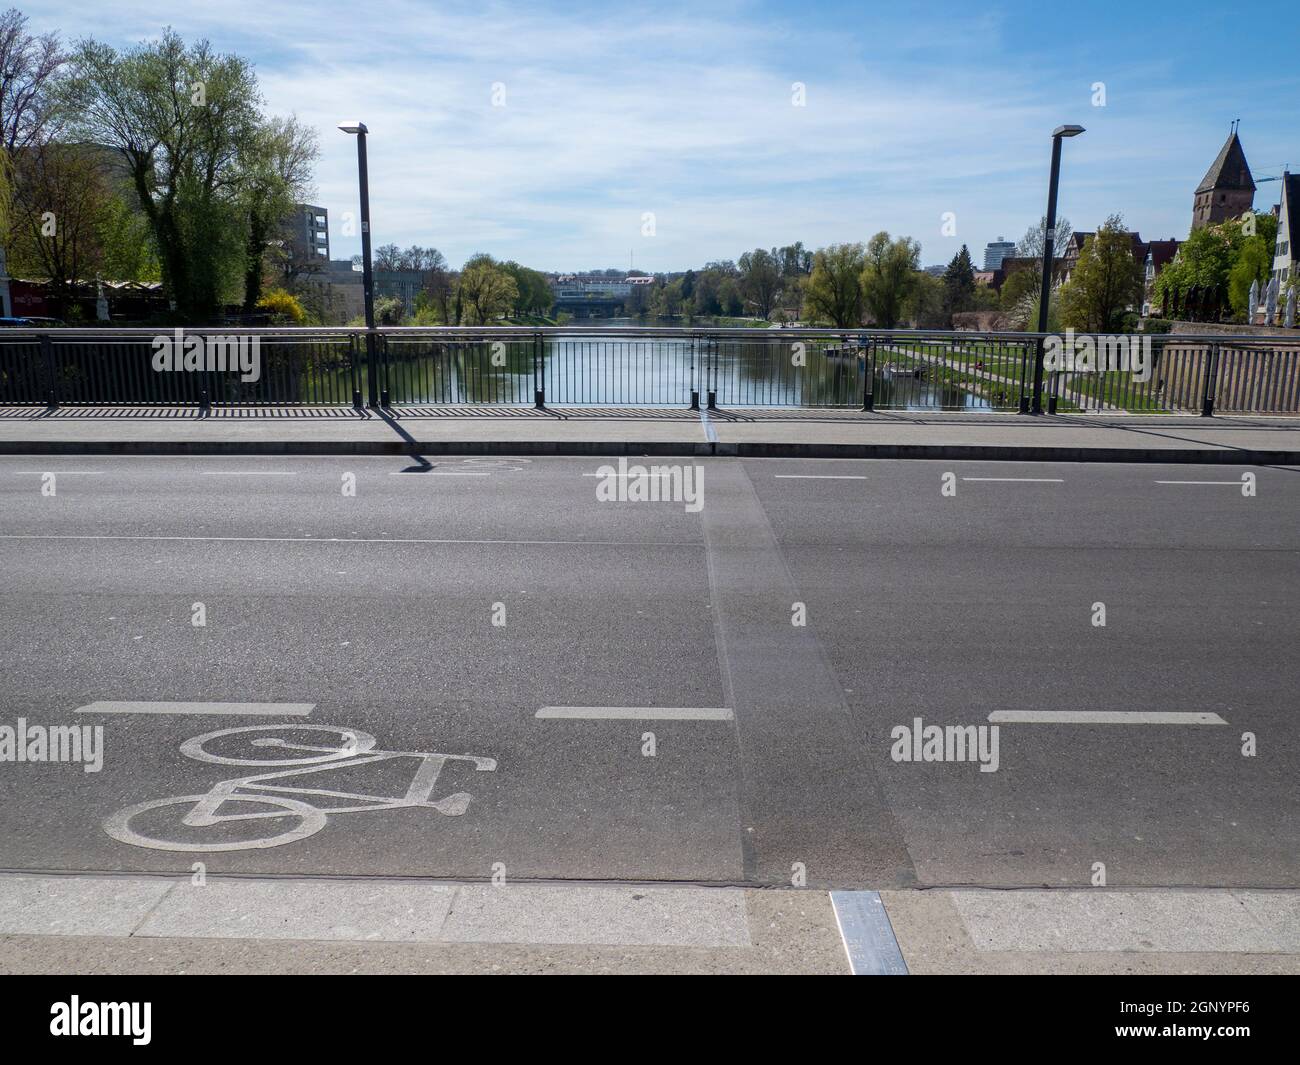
2;439;1299;464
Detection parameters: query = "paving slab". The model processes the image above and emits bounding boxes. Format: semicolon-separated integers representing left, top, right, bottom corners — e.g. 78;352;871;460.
439;884;751;946
0;874;174;937
948;889;1292;953
135;879;457;942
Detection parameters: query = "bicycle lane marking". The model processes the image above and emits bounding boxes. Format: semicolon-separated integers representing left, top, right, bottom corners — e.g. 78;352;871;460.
101;724;498;852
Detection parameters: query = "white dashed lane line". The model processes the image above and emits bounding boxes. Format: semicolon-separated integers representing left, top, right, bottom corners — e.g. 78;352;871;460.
74;701;316;716
988;710;1227;725
535;706;734;721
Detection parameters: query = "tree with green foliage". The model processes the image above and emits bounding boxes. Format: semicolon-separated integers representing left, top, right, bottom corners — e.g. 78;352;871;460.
97;191;161;282
1057;214;1144;332
904;271;946;328
650;277;684;318
1223;212;1278;320
62;29;264;320
5;140;113;311
1154;226;1233;322
860;231;920;328
941;244;976;324
738;247;781;318
999;265;1038;311
776;241;812;277
372;295;405;326
500;260;553;317
237;115;318;312
803;243;866;327
718;276;744;317
457;253;517;324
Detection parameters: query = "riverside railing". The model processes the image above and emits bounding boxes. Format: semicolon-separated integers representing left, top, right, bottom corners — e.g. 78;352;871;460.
1;325;1299;415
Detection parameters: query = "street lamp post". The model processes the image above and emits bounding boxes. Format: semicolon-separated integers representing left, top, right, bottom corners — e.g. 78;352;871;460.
338;121;379;409
1029;123;1084;414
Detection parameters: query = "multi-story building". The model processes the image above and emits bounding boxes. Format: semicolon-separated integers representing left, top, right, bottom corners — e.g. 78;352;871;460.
550;275;636;299
982;239;1016;271
287;204;330;261
314;259;426;320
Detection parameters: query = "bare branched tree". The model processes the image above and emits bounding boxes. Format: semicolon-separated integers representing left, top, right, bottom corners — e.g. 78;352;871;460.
0;8;66;152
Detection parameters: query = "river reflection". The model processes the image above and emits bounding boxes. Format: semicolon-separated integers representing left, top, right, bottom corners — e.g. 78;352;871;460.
379;321;992;409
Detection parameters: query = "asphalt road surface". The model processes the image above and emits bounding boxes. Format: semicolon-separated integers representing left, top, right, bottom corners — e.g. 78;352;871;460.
0;455;1295;889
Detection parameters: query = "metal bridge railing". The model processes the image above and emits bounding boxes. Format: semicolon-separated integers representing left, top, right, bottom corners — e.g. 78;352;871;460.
2;325;1299;415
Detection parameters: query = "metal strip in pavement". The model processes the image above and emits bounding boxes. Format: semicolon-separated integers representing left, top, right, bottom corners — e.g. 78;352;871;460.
535;706;734;720
1155;480;1243;485
75;701;315;716
830;891;909;975
961;477;1064;483
988;710;1227;725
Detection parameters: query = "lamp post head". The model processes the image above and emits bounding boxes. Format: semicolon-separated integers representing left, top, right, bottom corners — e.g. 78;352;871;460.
1052;124;1085;138
337;121;368;135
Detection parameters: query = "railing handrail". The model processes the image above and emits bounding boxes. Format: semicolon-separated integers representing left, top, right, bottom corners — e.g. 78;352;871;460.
3;325;1300;344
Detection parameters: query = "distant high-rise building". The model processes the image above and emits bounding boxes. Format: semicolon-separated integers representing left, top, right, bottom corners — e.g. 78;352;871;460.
983;239;1015;271
1192;126;1255;231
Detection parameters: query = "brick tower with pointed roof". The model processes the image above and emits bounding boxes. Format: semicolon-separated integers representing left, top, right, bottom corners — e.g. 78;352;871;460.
1192;124;1255;230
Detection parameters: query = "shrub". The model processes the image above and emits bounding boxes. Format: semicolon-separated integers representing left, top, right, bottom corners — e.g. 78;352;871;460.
255;288;307;324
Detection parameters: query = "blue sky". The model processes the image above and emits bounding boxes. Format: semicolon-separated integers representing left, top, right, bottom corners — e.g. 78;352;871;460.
30;0;1300;272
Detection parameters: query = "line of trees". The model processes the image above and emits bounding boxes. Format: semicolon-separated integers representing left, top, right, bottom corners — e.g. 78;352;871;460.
360;245;555;326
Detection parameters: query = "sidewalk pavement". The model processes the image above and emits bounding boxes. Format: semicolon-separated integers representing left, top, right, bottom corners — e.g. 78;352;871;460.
1;873;1296;974
1;407;1299;463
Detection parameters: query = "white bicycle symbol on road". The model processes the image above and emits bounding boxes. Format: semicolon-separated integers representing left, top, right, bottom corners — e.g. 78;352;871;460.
103;725;498;852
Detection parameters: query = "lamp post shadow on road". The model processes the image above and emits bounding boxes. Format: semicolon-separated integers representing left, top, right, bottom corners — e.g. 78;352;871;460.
339;120;381;410
1027;123;1085;415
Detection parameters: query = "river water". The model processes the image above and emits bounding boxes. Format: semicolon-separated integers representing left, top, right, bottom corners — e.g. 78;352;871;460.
380;318;992;409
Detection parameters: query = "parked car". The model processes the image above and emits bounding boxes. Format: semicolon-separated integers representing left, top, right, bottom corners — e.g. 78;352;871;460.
0;316;66;327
